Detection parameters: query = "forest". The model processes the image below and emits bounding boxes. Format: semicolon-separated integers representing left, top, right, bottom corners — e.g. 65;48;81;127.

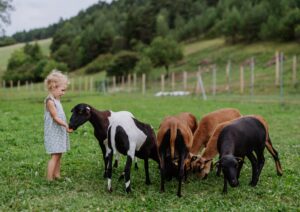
2;0;300;83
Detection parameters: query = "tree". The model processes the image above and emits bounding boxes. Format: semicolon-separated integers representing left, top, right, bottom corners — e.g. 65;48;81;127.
145;36;183;76
0;0;13;35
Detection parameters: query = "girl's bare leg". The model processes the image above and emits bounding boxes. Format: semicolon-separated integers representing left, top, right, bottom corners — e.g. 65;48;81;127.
47;153;61;181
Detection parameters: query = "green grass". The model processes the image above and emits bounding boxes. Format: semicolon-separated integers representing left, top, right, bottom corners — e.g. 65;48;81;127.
0;93;299;210
0;38;51;78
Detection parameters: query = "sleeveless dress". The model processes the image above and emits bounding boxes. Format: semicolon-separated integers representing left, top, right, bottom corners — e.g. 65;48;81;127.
44;95;70;154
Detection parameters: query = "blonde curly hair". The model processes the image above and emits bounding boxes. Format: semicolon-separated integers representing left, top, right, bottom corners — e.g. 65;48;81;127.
44;69;69;91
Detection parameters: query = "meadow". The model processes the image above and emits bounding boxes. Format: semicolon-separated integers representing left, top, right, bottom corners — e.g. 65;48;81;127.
0;93;299;211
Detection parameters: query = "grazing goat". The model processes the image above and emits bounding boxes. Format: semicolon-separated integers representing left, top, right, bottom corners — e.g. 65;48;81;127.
216;116;283;193
68;103;138;178
190;115;283;180
190;108;241;155
157;112;197;197
106;112;159;193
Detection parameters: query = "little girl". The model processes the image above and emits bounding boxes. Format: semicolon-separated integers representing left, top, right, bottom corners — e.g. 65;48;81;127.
44;69;73;181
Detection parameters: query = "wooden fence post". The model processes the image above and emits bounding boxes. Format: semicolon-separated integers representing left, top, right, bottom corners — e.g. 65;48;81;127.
226;60;231;92
113;76;116;91
2;80;6;89
240;66;244;94
275;51;280;86
142;74;146;95
17;81;20;91
212;65;216;96
90;77;93;92
71;78;74;92
128;74;131;92
293;55;297;87
26;81;29;91
161;74;165;92
121;76;125;89
10;80;13;89
197;69;207;100
250;57;255;96
171;72;175;91
133;73;137;90
183;71;187;91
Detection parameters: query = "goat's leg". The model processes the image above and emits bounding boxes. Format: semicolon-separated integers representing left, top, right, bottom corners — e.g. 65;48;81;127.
177;154;185;198
160;152;166;193
266;136;283;176
222;177;228;194
99;141;108;178
247;152;258;186
254;148;265;185
113;153;119;168
134;157;138;170
124;155;133;193
144;158;151;185
107;150;113;192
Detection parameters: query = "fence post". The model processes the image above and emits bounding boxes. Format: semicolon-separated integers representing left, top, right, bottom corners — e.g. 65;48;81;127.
280;52;284;103
171;72;175;91
240;66;244;94
275;51;280;86
26;81;29;91
250;57;255;96
226;60;231;92
212;65;216;96
161;74;165;92
90;77;93;92
121;76;125;89
293;55;297;87
10;80;13;89
17;80;20;91
113;76;116;92
133;73;137;90
142;74;146;95
128;74;131;92
183;71;187;91
2;80;6;89
197;69;207;100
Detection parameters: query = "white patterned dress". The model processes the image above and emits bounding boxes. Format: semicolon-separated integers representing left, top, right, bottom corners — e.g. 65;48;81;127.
44;95;70;154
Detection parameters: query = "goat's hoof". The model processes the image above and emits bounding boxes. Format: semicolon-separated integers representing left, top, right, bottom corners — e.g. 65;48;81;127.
249;181;257;187
125;187;131;193
108;188;113;193
202;174;208;180
177;193;182;198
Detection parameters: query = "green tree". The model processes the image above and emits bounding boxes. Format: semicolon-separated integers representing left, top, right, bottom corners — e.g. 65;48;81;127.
146;36;183;76
156;9;169;37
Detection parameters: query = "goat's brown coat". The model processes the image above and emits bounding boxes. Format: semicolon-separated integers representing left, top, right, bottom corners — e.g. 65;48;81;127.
191;115;283;178
190;108;242;155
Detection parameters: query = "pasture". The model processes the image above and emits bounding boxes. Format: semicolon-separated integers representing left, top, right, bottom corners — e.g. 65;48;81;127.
0;93;299;211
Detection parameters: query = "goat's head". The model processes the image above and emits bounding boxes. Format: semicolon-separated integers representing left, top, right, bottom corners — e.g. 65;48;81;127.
188;154;212;179
219;155;242;187
69;103;92;130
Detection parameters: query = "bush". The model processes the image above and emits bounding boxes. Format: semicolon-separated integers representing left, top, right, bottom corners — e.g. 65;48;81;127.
106;51;139;77
85;53;113;74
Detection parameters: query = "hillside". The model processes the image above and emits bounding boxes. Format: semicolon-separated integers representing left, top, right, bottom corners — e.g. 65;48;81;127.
0;38;52;78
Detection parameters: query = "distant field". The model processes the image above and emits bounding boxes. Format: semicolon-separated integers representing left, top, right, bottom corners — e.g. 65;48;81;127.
0;38;52;78
0;94;299;210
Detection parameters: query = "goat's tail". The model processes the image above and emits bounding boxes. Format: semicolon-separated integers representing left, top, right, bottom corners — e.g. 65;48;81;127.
170;122;178;160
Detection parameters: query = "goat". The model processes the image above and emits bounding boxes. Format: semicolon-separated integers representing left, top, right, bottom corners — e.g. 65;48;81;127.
106;112;159;193
68;103;138;178
190;108;241;155
190;115;283;180
216;116;283;193
157;112;197;197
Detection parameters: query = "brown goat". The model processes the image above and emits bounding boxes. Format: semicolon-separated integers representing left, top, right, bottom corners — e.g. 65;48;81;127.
190;108;242;155
191;115;283;178
157;112;197;197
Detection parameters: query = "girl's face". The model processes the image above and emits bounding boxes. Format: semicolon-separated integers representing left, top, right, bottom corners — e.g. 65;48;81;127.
51;84;67;99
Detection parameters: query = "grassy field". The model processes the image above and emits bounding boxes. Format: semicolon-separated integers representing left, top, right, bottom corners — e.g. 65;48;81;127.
0;38;51;78
0;93;299;211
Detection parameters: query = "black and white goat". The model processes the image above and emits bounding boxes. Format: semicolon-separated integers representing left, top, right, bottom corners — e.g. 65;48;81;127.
69;104;138;178
106;111;159;193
